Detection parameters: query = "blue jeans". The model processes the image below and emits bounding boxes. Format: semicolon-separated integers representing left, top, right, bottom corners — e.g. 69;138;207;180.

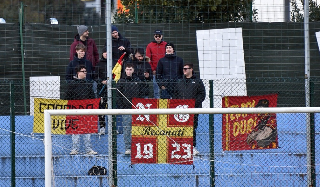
93;81;98;98
71;134;93;152
122;114;132;150
153;75;160;99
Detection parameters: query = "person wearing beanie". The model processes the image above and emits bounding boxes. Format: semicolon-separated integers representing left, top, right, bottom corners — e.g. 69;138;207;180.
156;42;184;99
106;25;131;68
146;29;167;98
112;25;119;33
69;25;99;67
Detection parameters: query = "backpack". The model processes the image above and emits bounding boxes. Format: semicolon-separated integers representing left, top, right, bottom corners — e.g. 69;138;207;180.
88;166;107;175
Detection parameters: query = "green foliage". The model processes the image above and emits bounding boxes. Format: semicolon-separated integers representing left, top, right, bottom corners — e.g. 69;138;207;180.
291;0;320;22
114;0;255;23
0;0;86;25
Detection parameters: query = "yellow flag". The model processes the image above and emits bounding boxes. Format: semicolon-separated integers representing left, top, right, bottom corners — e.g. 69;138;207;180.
112;52;126;83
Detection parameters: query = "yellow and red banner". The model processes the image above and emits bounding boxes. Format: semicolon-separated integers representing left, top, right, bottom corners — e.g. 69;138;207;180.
33;98;100;134
131;98;195;165
222;94;278;151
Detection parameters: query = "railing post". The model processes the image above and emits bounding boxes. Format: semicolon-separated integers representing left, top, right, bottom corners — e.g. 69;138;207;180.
111;82;118;186
310;81;316;186
10;81;16;187
209;80;215;187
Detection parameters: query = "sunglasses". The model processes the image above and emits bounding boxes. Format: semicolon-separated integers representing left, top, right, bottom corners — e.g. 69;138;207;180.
183;68;191;70
79;70;87;73
154;35;161;38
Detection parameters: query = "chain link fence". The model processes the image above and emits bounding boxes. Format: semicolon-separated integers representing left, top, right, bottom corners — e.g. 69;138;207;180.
0;0;320;186
0;78;319;186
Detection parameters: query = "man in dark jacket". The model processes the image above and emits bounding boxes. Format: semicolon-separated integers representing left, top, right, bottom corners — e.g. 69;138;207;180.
94;46;109;135
65;65;97;155
156;43;184;99
173;64;206;155
108;25;131;67
122;48;152;98
66;44;94;81
117;63;148;155
69;25;99;67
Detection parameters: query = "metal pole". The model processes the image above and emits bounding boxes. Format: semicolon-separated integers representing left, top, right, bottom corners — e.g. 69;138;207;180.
209;80;215;187
44;110;52;187
310;81;316;186
19;2;27;115
106;0;116;186
304;0;313;186
45;107;320;116
10;81;15;187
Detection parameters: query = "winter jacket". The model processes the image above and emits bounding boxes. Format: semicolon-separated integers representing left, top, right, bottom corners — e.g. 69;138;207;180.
95;56;108;82
146;40;167;71
173;75;206;108
116;75;148;109
122;57;152;82
66;55;94;81
156;53;184;80
69;34;99;67
65;78;95;100
107;32;131;67
94;56;108;97
156;53;183;98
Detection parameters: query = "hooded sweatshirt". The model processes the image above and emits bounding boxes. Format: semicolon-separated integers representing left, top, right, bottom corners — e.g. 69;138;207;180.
69;34;99;67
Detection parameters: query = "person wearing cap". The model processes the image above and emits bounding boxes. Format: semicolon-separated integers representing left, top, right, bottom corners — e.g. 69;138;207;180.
107;25;131;67
156;42;184;99
146;29;167;98
69;25;99;67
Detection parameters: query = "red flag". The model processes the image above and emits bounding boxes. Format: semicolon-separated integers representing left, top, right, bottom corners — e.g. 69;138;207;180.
112;52;126;82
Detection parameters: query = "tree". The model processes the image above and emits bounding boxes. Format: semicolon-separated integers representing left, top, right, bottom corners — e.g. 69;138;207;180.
0;0;86;25
113;0;255;23
291;0;320;22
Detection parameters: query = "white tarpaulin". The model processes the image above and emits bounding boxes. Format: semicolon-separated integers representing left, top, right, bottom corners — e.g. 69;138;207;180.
196;27;247;108
30;76;60;115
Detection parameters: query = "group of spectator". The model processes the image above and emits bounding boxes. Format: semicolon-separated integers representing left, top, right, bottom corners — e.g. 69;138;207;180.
65;25;206;156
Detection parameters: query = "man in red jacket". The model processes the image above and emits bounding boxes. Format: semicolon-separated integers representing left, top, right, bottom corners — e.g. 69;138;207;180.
146;30;167;98
69;25;99;67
